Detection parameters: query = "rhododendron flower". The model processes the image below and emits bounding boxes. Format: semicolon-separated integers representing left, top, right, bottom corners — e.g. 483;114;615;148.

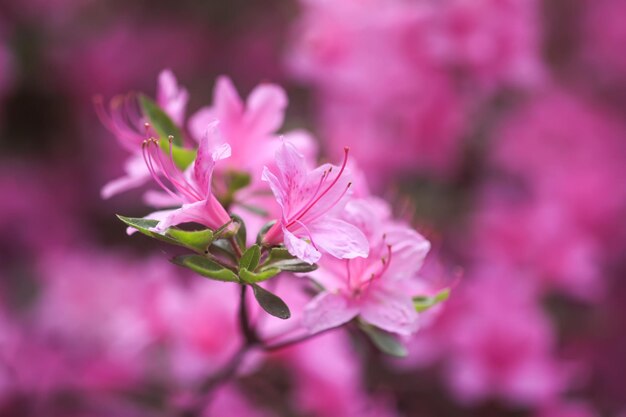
139;124;231;232
261;141;368;264
188;75;317;174
157;69;189;126
96;69;190;199
187;76;318;238
303;197;431;335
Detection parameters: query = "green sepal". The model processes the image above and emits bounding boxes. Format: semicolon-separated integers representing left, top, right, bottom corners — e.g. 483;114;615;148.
171;255;239;282
118;215;218;254
256;220;277;245
259;247;318;273
117;215;180;246
358;321;407;357
251;283;291;319
412;288;450;313
165;228;214;254
231;214;247;249
139;95;183;146
239;245;261;271
240;267;281;284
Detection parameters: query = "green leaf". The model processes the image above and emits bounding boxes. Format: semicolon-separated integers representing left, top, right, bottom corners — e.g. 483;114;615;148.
117;215;179;245
251;284;291;319
239;245;261;271
259;248;318;273
412;288;450;313
240;267;280;284
231;214;247;249
226;170;251;194
172;255;239;282
238;203;269;217
166;228;214;253
359;322;407;357
256;220;277;244
160;142;197;170
139;95;183;146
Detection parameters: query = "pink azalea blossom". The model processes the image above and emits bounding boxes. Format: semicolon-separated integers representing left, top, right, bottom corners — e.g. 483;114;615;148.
96;70;191;199
261;141;368;264
441;268;567;405
157;69;189;126
187;76;318;240
302;197;430;335
140;124;232;232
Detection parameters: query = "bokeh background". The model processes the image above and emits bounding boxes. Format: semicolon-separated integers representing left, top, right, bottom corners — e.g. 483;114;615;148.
1;0;625;416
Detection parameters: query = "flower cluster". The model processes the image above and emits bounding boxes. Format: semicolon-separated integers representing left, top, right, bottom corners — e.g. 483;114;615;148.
96;70;442;353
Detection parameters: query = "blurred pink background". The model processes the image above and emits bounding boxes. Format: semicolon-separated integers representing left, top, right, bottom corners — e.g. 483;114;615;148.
0;0;625;416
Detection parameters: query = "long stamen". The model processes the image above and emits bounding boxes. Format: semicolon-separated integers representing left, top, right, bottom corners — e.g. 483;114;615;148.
142;139;181;201
293;182;352;228
377;244;393;280
287;148;351;226
154;137;202;201
287;169;329;222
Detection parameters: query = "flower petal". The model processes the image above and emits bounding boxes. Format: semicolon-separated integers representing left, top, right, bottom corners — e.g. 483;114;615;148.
360;286;419;336
302;292;359;334
284;226;321;264
309;218;369;260
157;69;189;126
154;200;227;232
214;76;244;127
245;83;287;136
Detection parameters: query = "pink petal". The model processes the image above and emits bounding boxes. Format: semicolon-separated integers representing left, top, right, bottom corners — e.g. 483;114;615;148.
284;227;321;264
309;218;369;260
157;69;189;126
360;286;419;336
261;166;287;210
281;130;318;163
214;76;244;126
302;292;359;334
142;190;179;208
154;200;228;232
384;224;431;280
187;107;216;143
245;83;287;135
101;155;150;199
193;124;230;195
101;173;149;199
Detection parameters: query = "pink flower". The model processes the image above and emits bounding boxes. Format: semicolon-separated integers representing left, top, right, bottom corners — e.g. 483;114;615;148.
441;268;566;405
187;76;318;242
157;68;189;126
188;75;317;175
140;124;231;232
302;197;430;335
95;70;191;199
261;141;369;264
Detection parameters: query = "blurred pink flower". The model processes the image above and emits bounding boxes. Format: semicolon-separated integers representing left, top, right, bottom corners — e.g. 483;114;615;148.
580;0;626;92
442;268;566;406
155;280;242;385
157;69;189;126
534;401;598;417
303;197;430;335
271;330;400;417
96;70;191;200
262;141;368;264
286;0;544;183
